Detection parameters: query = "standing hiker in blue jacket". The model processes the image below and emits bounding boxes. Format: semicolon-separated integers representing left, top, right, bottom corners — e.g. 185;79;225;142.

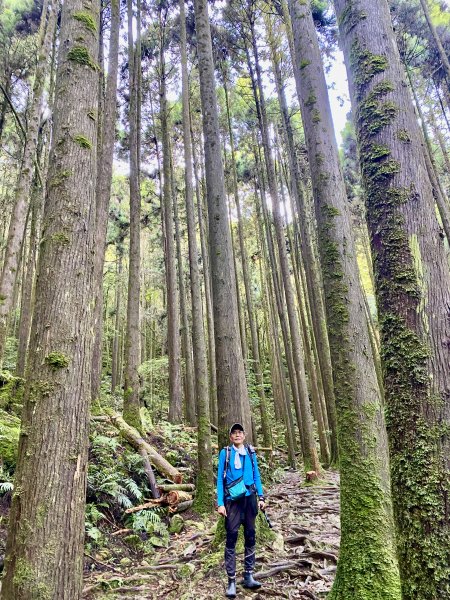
216;423;266;598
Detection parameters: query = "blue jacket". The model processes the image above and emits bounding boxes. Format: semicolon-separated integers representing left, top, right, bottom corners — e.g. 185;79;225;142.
216;445;264;507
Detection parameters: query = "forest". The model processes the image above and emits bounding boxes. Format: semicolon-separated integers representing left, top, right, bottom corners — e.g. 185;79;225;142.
0;0;449;597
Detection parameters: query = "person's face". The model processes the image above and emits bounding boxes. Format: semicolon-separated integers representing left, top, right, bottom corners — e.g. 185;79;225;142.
230;429;245;445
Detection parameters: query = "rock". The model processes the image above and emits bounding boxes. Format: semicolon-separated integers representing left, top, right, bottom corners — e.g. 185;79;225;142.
169;514;185;534
119;557;132;567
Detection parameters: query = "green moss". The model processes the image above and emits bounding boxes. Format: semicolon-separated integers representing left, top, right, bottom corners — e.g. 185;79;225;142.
13;558;53;599
300;59;311;69
73;134;92;149
67;45;99;71
49;169;72;188
397;129;411;143
338;2;367;34
50;232;70;245
350;41;389;91
45;352;70;370
311;108;321;123
0;408;20;471
73;11;97;33
305;90;317;107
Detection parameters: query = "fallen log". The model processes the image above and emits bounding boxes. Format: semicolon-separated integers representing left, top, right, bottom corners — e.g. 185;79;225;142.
168;499;194;514
108;413;182;483
125;500;163;514
165;490;192;505
158;483;195;493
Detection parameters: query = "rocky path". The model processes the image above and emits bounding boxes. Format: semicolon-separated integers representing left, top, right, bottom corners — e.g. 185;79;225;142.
83;470;340;600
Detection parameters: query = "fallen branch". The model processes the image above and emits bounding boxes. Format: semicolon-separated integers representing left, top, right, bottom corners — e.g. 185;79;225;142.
165;490;192;505
108;413;182;483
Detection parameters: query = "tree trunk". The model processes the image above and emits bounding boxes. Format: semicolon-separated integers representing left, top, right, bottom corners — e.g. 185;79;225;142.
123;0;142;431
2;0;100;596
179;0;214;511
111;245;123;393
334;0;450;595
159;36;183;424
192;0;252;447
90;0;120;400
172;154;196;425
0;0;57;365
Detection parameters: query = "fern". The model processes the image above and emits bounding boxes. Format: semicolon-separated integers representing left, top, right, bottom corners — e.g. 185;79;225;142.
0;481;13;494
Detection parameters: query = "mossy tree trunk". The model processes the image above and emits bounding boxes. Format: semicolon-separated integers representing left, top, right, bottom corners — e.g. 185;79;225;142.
287;0;402;596
0;0;57;366
334;0;450;595
179;0;214;511
123;0;142;431
193;0;252;448
1;0;100;596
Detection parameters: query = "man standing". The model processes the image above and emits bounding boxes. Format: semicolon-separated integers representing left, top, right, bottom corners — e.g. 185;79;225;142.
217;423;266;598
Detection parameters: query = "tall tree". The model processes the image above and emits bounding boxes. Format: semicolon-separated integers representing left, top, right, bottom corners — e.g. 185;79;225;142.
334;0;450;595
1;0;100;596
193;0;252;446
123;0;143;431
179;0;214;510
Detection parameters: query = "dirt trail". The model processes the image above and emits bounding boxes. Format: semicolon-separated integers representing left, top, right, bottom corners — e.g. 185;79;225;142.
83;470;340;600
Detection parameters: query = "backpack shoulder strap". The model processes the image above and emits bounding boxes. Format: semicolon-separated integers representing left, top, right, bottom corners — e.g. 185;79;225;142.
223;445;231;480
245;444;256;479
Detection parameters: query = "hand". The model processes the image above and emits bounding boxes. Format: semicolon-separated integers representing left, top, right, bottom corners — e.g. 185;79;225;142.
259;500;266;511
217;505;227;517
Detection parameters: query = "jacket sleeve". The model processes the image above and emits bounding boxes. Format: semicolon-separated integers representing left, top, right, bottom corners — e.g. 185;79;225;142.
252;453;264;498
216;448;226;507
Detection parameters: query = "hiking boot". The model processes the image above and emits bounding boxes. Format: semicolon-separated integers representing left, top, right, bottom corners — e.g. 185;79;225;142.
225;577;236;598
243;571;262;589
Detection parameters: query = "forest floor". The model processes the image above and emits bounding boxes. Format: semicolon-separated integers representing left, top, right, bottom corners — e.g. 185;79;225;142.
82;470;340;600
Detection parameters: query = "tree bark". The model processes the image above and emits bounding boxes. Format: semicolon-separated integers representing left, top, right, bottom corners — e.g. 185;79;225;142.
334;0;450;595
192;0;252;447
2;0;100;596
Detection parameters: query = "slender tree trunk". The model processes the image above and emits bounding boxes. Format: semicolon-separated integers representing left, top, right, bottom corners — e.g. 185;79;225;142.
179;0;214;510
193;0;252;447
91;0;120;400
419;0;450;98
0;0;57;365
1;0;100;596
192;133;218;425
123;0;142;431
172;155;196;425
111;245;123;393
160;37;183;424
334;0;450;595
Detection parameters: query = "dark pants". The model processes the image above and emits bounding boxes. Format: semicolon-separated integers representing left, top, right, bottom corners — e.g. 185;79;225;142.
224;493;258;577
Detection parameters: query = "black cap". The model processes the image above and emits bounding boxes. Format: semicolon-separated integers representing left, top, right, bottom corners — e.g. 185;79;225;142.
229;423;245;435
